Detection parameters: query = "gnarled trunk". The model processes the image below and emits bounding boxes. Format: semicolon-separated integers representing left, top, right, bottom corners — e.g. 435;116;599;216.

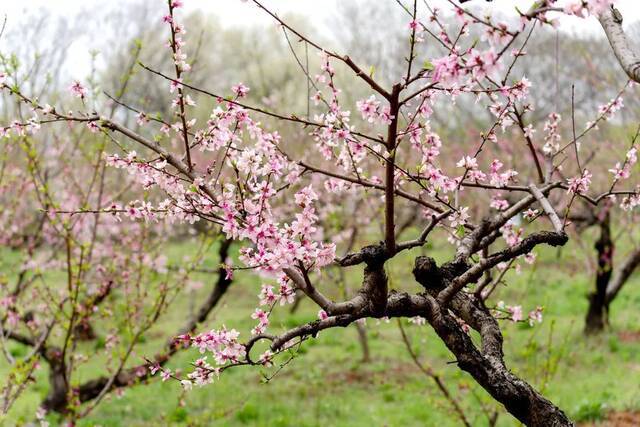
460;344;573;425
430;310;573;426
413;256;573;426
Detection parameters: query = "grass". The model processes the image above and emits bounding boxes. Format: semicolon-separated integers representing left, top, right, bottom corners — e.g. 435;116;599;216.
2;233;640;427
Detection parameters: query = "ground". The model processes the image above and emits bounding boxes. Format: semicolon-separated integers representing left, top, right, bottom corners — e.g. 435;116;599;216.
2;232;640;426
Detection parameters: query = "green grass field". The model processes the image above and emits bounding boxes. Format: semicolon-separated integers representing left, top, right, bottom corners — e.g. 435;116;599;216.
2;233;640;427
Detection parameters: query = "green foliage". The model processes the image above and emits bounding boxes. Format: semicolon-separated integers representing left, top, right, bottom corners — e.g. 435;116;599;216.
572;400;608;422
1;239;640;426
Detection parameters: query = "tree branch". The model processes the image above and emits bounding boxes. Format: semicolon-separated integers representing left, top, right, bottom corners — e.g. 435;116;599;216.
598;5;640;83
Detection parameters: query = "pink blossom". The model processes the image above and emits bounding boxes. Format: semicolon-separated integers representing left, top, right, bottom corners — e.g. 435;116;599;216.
450;207;469;228
523;124;536;138
279;282;296;305
259;284;277;306
490;196;509;211
69;81;87;99
528;306;544;326
232;83;250;98
431;54;459;84
500;223;523;247
564;0;614;17
86;121;100;133
567;170;592;195
356;95;381;123
456;156;478;170
508;305;523;322
543;112;561;154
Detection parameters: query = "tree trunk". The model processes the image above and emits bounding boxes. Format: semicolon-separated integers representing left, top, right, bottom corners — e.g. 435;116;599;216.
429;306;574;426
355;321;370;363
585;294;609;333
413;256;573;426
42;348;69;413
585;215;613;334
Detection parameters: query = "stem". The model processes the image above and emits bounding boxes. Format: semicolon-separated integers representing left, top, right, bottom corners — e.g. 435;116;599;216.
167;1;192;171
385;84;401;254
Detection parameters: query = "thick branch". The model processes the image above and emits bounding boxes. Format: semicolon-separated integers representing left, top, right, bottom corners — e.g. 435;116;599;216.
529;184;564;232
606;245;640;304
421;299;572;426
598;5;640;83
411;258;572;426
440;231;568;305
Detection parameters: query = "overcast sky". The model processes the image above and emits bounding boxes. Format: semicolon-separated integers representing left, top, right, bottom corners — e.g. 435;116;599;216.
2;1;639;80
3;0;640;29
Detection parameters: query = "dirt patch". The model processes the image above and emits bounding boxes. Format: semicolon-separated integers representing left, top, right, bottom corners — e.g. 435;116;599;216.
618;330;640;343
581;411;640;426
323;358;423;386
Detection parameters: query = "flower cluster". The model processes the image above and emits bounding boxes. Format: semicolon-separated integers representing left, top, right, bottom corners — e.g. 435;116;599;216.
609;147;637;181
563;0;615;17
356;95;393;125
543;112;562;154
496;301;544;326
188;328;245;364
567;169;593;195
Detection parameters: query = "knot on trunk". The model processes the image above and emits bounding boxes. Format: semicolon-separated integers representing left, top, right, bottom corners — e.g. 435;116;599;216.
359;245;389;316
413;256;471;291
546;231;569;247
440;258;471;280
362;263;388;316
360;243;390;267
413;256;444;290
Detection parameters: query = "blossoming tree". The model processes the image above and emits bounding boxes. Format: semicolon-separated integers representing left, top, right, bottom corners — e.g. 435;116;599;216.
3;0;640;425
0;61;237;418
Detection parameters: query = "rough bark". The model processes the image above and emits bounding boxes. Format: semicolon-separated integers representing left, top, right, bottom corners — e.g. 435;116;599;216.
428;309;573;426
413;257;574;427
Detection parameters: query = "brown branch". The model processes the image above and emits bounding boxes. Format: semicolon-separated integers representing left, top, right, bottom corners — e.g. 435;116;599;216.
167;1;192;170
440;230;568;306
606;245;640;304
138;63;385;145
385;84;402;254
395;210;452;251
